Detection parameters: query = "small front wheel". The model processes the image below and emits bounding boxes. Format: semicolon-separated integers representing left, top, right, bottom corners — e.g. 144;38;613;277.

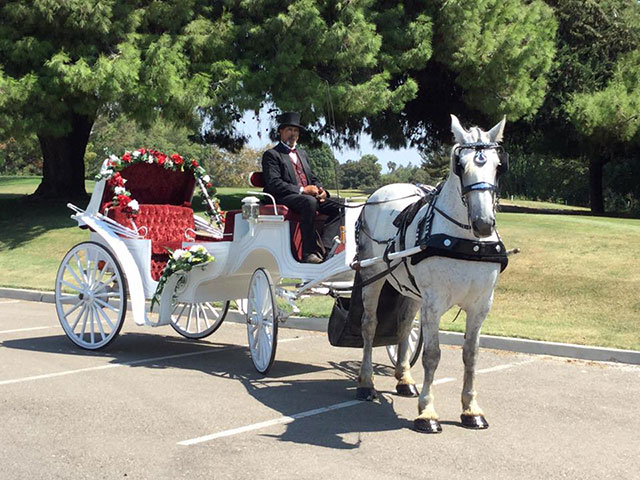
55;241;127;350
386;313;423;367
246;268;278;375
170;301;230;339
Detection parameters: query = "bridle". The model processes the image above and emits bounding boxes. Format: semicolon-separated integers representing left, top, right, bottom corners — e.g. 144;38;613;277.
453;141;509;205
434;141;509;234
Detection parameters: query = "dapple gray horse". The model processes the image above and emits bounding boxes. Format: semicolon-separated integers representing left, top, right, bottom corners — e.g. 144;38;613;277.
356;115;508;433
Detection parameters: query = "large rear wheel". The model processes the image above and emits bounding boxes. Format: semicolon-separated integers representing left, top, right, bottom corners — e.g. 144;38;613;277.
246;268;278;375
55;241;126;350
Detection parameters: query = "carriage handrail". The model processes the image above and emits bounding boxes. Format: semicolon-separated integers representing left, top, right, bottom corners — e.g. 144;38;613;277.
247;190;279;215
67;203;144;239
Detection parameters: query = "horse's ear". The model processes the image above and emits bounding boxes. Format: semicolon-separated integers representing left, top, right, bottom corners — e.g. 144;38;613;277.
488;116;507;143
450;115;470;144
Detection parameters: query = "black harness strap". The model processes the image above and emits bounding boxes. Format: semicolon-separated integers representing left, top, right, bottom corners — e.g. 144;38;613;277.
411;234;508;272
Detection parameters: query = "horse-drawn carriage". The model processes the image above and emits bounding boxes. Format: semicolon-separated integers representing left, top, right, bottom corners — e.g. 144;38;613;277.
55;115;513;433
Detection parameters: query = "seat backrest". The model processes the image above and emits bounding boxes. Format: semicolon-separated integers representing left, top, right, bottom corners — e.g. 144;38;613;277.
249;171;264;188
100;163;196;213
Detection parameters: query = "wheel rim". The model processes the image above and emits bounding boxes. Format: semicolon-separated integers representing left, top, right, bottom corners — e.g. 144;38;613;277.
246;269;277;374
55;242;126;350
387;314;422;367
170;301;229;339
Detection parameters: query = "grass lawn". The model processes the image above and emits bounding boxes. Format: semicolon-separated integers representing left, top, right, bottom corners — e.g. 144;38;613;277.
2;176;639;350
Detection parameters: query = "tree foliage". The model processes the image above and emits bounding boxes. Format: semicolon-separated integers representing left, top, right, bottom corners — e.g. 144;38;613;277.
339;154;381;189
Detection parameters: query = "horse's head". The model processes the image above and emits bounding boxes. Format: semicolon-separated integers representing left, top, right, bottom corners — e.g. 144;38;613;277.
450;115;508;238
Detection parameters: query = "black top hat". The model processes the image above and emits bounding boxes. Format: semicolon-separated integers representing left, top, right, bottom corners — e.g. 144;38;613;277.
277;111;306;131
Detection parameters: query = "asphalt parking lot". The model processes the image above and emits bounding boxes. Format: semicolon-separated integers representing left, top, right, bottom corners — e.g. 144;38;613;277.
1;299;639;480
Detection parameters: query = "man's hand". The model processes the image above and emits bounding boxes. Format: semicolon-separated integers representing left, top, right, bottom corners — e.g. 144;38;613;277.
316;187;327;202
302;185;319;196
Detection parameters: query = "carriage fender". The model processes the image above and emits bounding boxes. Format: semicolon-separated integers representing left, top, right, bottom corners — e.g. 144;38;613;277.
79;214;147;326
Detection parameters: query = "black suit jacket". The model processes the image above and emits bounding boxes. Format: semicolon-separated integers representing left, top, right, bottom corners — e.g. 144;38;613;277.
261;143;325;200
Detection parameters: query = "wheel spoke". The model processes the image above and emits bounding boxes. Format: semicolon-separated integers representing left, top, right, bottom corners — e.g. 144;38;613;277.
95;297;118;312
69;303;87;331
200;304;211;328
73;253;88;283
89;305;96;344
64;264;85;290
185;305;194;333
96;304;115;330
91;274;115;295
63;299;83;318
77;305;89;339
61;279;83;293
90;305;105;340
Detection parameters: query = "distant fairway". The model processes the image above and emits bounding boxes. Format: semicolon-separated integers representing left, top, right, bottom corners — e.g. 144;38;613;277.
1;176;639;350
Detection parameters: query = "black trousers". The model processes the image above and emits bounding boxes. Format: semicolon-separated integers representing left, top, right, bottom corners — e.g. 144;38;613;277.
278;194;343;255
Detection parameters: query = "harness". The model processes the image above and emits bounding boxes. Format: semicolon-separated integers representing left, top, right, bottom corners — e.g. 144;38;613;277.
353;141;510;295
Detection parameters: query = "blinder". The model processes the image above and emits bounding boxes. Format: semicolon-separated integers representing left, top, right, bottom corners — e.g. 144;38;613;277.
453;142;509;179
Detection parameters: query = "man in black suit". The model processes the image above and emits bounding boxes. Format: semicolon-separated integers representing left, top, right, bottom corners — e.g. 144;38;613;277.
262;112;342;264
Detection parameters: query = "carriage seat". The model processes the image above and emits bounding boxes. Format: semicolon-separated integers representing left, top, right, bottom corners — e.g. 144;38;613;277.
105;204;196;280
248;171;328;262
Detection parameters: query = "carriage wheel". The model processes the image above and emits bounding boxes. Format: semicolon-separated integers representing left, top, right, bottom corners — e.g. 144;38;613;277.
170;300;230;339
55;241;126;350
246;268;278;375
386;314;423;367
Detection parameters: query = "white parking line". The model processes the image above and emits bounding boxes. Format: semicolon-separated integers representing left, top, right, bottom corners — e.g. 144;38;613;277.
0;326;57;334
0;300;21;304
0;336;309;387
178;358;537;446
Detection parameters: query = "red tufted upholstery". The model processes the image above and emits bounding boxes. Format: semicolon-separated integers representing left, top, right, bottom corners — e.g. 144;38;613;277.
100;163;196;212
107;204;195;280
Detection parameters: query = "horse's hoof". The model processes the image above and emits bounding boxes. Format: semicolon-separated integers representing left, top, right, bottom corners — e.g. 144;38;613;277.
356;387;377;401
396;383;419;397
460;414;489;429
413;418;442;434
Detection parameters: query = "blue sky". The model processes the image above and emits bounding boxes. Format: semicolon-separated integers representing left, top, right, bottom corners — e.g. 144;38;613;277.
235;108;422;173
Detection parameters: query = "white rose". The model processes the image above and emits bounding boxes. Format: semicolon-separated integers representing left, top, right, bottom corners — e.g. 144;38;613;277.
114;186;126;195
166;159;174;168
190;245;206;255
109;154;120;164
133;150;141;157
172;249;185;260
202;175;210;183
128;199;139;211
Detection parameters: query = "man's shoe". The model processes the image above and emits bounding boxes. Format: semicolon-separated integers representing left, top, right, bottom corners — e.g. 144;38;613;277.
302;253;323;264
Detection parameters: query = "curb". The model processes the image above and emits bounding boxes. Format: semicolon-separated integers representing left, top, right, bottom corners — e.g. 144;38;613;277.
2;287;639;366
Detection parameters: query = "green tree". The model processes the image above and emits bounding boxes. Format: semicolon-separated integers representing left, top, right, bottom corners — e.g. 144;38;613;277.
305;142;339;189
0;1;239;198
340;154;381;189
510;0;640;213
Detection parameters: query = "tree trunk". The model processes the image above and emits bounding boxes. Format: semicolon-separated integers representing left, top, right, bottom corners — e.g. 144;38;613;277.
33;113;94;199
589;156;605;214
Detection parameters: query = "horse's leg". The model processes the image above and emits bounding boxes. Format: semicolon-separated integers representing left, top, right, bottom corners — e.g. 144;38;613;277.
460;301;492;429
356;277;385;401
414;300;446;434
394;300;421;397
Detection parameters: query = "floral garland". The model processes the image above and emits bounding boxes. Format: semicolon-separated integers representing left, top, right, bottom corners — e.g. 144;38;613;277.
95;148;225;228
150;245;215;310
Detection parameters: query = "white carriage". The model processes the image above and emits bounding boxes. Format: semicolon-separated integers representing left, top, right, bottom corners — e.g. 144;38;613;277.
55;157;422;374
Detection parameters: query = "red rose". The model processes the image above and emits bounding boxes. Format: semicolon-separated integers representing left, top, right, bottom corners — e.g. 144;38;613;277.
206;182;212;188
171;153;184;165
122;152;132;163
138;148;147;155
157;154;166;165
107;173;125;188
117;194;131;206
191;159;199;168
